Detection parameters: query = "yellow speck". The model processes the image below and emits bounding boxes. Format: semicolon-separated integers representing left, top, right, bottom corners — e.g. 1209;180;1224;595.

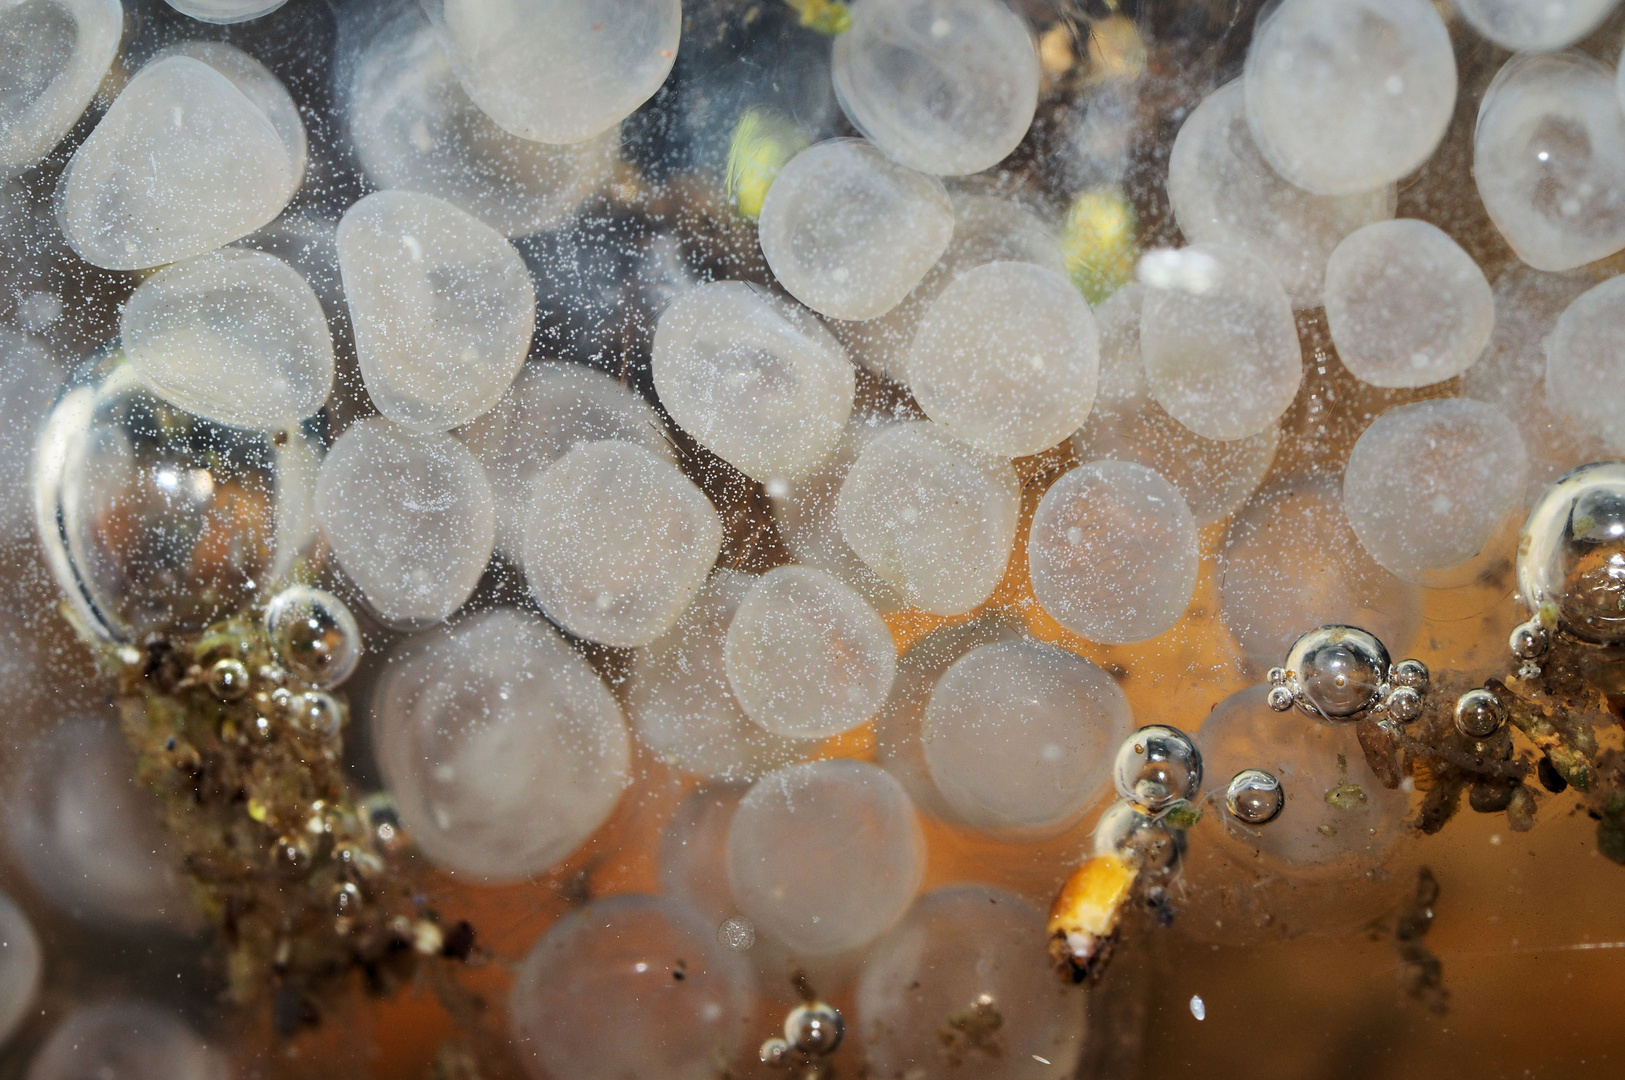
1059;187;1138;304
725;108;808;220
784;0;852;34
1047;851;1138;978
247;798;269;823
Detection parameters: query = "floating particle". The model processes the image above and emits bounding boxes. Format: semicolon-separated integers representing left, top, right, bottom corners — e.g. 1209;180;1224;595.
1515;461;1625;645
0;0;120;172
26;1002;228;1080
1545;276;1625;455
1342;399;1529;584
1138;244;1301;441
0;893;39;1046
832;0;1039;176
0;328;57;545
372;609;630;880
1189;995;1205;1021
716;914;755;952
923;639;1132;839
1113;725;1202;813
1455;0;1619;54
626;570;807;782
836;421;1022;616
346;5;617;238
907;261;1100;458
1072;285;1279;527
523;440;722;648
1244;0;1456;195
438;0;680;145
336;190;535;432
758;138;953;321
120;248;334;430
653;280;855;484
316;417;495;627
510;895;753;1080
459;361;672;564
1029;460;1199;644
262;586;362;690
857;886;1085;1079
723;565;896;738
1475;52;1625;272
726;759;924;956
1323;220;1494;389
1167;79;1393;308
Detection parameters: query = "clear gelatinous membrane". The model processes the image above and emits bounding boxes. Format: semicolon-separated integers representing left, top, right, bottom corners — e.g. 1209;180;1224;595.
511;894;754;1080
1029;459;1200;644
1244;0;1456;196
0;0;121;171
727;759;925;956
522;440;722;647
1167;79;1394;308
336;190;535;432
1545;275;1625;454
58;56;296;270
25;1002;228;1080
653;280;855;484
1071;284;1279;526
35;362;321;643
1457;0;1620;54
831;0;1040;176
1516;460;1625;645
1323;220;1495;389
856;886;1086;1079
836;420;1021;615
459;361;672;563
119;248;334;430
438;0;680;145
923;638;1133;839
346;5;617;238
757;138;953;320
4;717;195;930
371;608;630;880
0;327;58;543
316;417;494;627
906;261;1099;458
626;569;809;782
153;41;307;197
1342;398;1530;583
163;0;288;23
1219;477;1421;670
1137;244;1302;441
723;564;897;739
0;892;40;1045
1475;51;1625;272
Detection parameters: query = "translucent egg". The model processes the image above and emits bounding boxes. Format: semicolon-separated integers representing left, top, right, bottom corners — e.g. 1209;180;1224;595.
723;565;897;739
0;328;58;544
26;1003;228;1080
626;570;808;782
856;886;1086;1080
316;417;496;627
923;639;1133;839
0;0;121;171
1455;0;1619;50
459;361;672;563
347;5;617;238
1515;461;1625;645
831;0;1040;176
0;893;40;1045
836;421;1021;616
1474;52;1625;272
757;138;953;321
154;41;307;194
1545;276;1625;454
727;759;924;955
1244;0;1456;196
1342;399;1530;583
58;56;297;270
1323;220;1495;389
652;281;855;484
437;0;680;145
1071;284;1279;526
1029;460;1200;644
5;717;194;930
659;787;747;929
1219;478;1421;669
511;894;754;1080
163;0;287;23
906;262;1099;458
371;608;630;880
119;248;334;430
262;585;363;689
1167;79;1394;308
522;440;722;647
336;190;534;432
34;361;322;642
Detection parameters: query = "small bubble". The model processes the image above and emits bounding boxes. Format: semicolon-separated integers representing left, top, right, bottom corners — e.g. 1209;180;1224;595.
207;657;250;701
785;1000;844;1056
716;915;755;952
264;586;362;689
